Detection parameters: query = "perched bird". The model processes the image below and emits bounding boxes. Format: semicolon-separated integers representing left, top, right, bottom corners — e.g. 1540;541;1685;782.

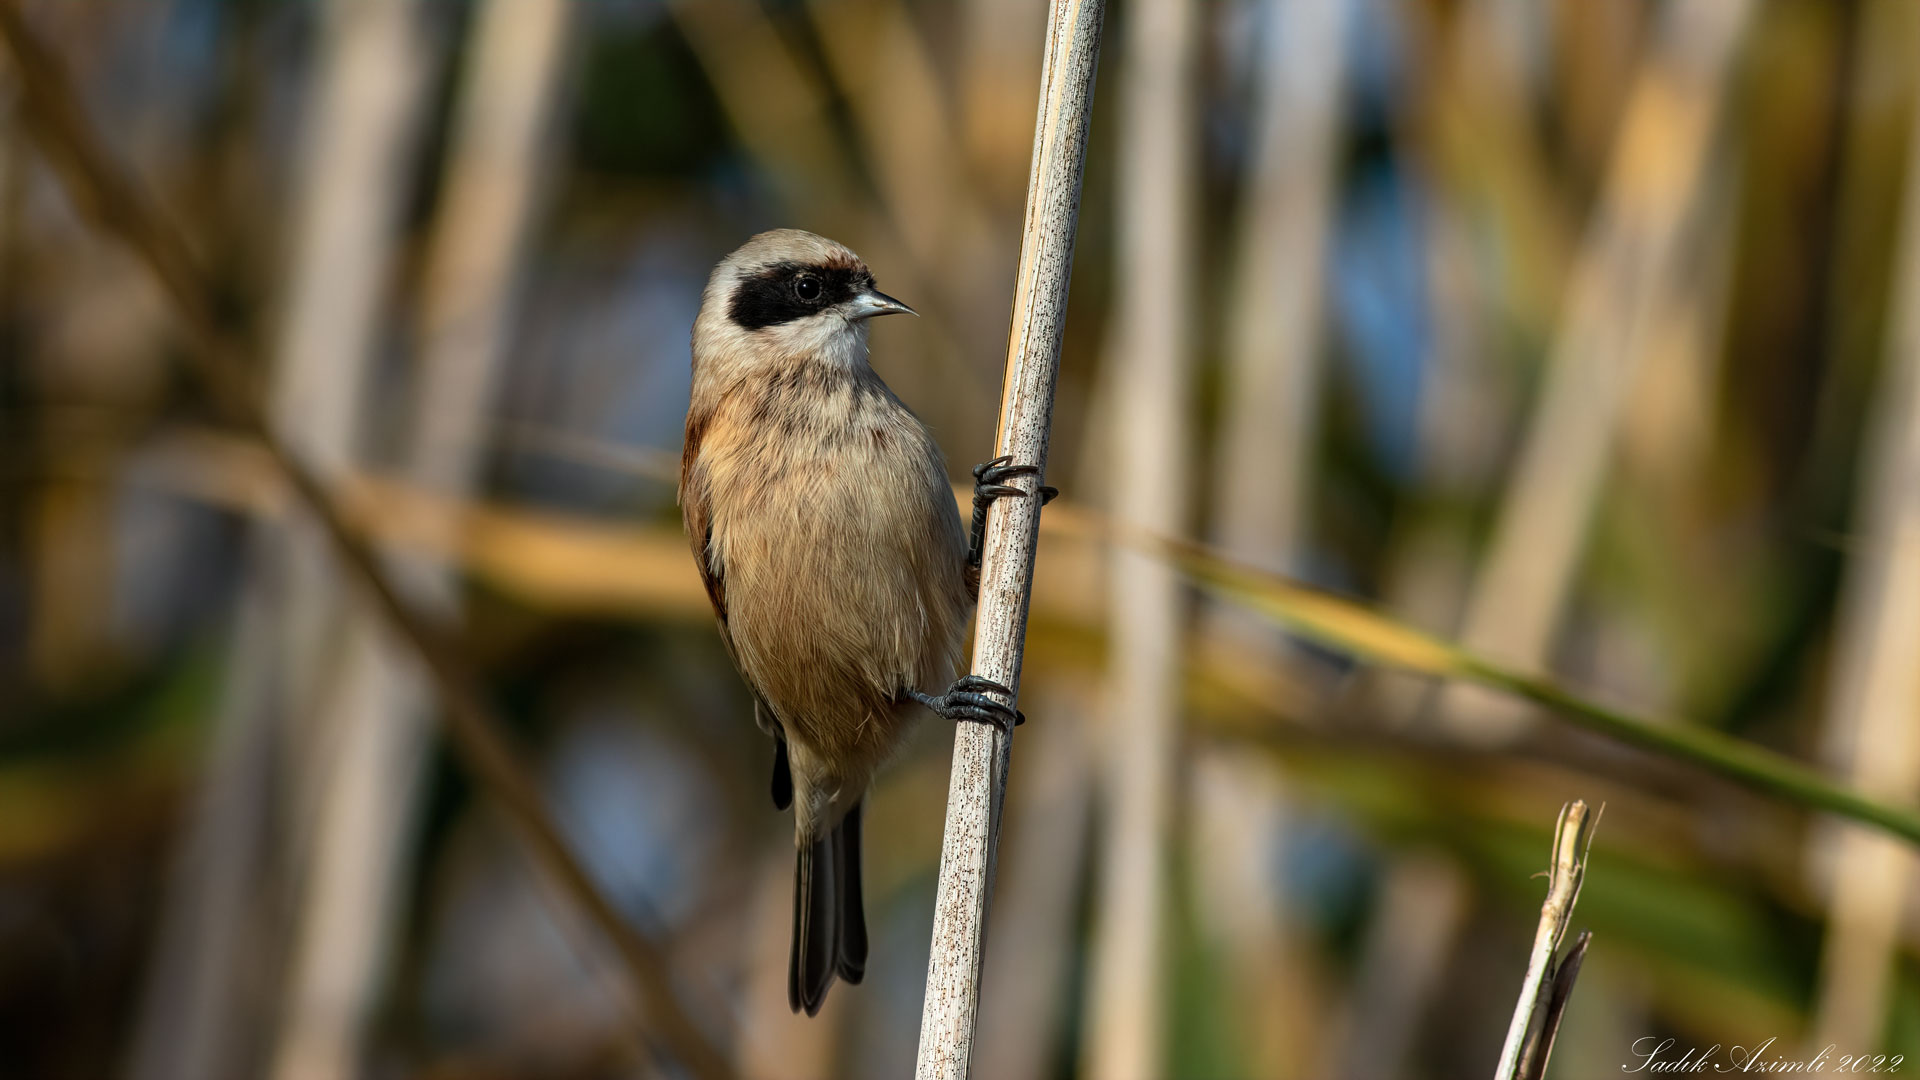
679;230;1047;1015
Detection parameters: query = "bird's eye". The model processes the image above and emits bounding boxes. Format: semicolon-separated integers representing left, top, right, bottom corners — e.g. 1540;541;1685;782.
793;275;822;303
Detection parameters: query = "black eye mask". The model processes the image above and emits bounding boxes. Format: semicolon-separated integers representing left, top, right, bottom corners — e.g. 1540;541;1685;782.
728;261;873;330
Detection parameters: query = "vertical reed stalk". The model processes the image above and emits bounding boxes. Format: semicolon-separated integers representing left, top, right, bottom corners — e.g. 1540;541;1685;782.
1196;8;1348;1061
133;2;430;1076
1437;0;1753;742
1328;854;1470;1079
1081;0;1198;1074
0;5;733;1076
268;3;570;1078
1809;0;1920;1049
1211;0;1348;594
914;2;1105;1076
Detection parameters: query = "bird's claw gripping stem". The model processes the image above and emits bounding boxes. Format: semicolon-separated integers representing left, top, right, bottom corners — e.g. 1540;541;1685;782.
908;674;1024;735
969;455;1058;571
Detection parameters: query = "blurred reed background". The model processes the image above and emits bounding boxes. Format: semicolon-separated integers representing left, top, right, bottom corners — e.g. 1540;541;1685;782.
3;0;1920;1077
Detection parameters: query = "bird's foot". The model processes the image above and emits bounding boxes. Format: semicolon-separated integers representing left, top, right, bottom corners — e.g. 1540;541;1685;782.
973;455;1059;508
907;675;1024;735
970;456;1058;570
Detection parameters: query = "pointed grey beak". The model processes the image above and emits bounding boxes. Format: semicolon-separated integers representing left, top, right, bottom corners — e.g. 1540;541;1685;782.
846;288;916;320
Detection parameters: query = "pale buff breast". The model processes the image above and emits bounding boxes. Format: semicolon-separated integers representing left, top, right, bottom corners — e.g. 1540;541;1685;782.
698;370;971;773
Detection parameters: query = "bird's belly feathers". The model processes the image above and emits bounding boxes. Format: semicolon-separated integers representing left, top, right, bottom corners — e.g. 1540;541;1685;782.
704;409;969;763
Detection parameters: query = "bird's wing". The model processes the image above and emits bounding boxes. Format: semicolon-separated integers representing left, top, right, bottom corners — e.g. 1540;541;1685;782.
681;409;788;779
680;406;735;638
680;408;729;626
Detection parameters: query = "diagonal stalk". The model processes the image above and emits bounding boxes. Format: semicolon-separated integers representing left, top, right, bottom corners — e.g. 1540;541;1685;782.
0;6;733;1077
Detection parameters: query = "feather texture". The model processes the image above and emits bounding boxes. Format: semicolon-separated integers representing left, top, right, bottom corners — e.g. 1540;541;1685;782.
681;231;970;1015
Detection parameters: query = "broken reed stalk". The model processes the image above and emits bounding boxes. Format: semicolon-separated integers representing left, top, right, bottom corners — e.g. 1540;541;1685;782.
1518;928;1591;1080
1494;800;1598;1080
914;1;1105;1077
0;6;733;1079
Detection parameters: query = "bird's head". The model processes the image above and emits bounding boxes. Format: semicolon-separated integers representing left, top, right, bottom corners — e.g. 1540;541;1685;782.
693;230;914;377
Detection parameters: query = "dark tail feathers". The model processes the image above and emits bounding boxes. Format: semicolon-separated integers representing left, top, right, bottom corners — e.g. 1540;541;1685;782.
770;736;793;811
789;802;867;1016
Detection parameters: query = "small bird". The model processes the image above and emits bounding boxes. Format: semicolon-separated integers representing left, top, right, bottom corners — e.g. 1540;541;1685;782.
679;230;1047;1015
